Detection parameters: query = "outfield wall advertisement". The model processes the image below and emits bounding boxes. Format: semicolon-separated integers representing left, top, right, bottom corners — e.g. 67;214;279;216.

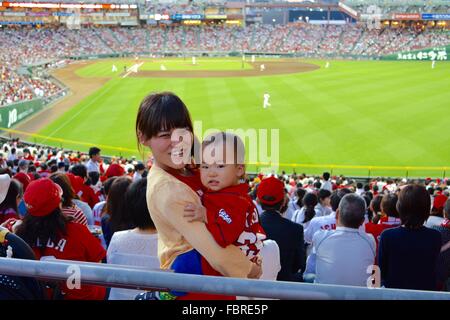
383;46;449;61
0;99;43;129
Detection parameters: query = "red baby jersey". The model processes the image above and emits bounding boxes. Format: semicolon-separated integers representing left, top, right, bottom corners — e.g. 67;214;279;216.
203;183;266;261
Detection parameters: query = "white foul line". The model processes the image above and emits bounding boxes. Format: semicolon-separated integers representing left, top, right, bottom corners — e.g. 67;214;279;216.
122;62;144;78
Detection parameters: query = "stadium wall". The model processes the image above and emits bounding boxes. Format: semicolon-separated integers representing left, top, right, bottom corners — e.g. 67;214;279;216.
0;99;43;130
381;45;450;61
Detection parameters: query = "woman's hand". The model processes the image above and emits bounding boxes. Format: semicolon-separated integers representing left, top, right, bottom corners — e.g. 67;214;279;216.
184;203;207;223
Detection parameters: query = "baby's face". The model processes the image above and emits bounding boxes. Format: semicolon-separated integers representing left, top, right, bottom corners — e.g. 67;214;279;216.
200;162;244;191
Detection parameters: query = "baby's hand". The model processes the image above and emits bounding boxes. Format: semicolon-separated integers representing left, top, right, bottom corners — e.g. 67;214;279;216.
184;203;207;223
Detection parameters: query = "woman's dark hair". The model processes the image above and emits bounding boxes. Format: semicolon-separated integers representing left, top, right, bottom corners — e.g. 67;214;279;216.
70;164;87;179
362;193;373;221
135;163;146;171
106;176;133;234
0;179;23;213
88;171;100;185
295;188;306;207
362;191;374;203
15;209;71;249
100;177;118;217
397;184;431;228
49;173;74;208
260;200;284;212
136;92;193;150
302;193;318;224
103;176;117;196
381;193;399;218
126;178;155;230
317;189;331;202
330;188;352;212
370;194;383;213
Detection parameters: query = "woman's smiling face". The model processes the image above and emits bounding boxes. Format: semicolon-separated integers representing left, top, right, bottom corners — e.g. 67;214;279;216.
139;128;193;171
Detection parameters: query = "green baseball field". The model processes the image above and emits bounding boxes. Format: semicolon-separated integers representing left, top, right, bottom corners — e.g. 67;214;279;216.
36;58;450;177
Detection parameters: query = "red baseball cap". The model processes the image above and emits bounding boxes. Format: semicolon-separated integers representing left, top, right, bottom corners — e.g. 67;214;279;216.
257;176;285;205
66;173;84;197
23;178;63;217
105;163;125;178
13;172;31;191
434;194;448;210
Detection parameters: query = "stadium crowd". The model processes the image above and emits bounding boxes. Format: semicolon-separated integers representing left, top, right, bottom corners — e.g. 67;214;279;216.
0;65;61;107
2;24;447;58
0;134;449;299
1;24;449;107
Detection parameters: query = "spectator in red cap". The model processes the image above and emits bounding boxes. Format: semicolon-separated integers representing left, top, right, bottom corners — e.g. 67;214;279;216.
258;176;306;282
13;171;31;190
14;178;106;300
104;163;125;179
66;172;84;197
425;193;448;228
13;160;31;191
70;164;99;208
50;173;88;226
66;172;94;226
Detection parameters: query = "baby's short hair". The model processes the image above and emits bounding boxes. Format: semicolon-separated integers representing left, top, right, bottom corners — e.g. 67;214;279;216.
202;132;245;165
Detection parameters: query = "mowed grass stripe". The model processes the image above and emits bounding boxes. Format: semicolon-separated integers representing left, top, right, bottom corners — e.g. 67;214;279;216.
39;59;450;176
